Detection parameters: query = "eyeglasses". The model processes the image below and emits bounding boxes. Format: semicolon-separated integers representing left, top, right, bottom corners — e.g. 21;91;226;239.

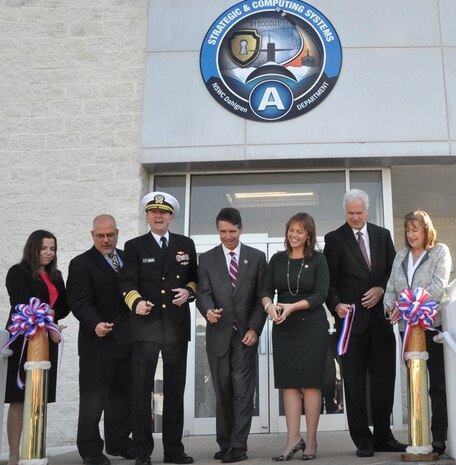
94;233;117;239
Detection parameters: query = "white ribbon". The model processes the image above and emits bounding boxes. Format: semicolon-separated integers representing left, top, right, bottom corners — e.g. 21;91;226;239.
404;351;429;361
405;444;433;454
19;458;48;465
24;361;51;371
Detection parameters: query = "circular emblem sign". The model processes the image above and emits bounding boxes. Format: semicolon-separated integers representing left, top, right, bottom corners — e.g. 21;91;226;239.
200;0;342;122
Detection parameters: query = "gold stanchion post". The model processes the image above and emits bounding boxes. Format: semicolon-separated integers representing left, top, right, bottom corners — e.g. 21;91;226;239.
401;326;439;462
20;329;50;465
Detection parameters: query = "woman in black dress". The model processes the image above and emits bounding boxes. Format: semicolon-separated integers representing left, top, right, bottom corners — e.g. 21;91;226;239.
261;213;329;461
4;230;69;465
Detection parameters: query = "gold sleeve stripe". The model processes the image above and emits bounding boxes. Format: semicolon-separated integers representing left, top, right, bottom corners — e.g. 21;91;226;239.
186;281;197;294
124;290;142;310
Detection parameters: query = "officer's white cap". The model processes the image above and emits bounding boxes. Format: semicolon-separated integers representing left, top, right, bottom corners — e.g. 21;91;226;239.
141;191;180;215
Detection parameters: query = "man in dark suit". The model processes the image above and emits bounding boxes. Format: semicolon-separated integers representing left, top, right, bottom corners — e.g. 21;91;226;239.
324;189;405;457
197;208;267;463
67;214;133;465
120;192;197;465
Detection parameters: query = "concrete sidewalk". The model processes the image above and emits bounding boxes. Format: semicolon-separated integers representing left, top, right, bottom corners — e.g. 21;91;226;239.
44;431;455;465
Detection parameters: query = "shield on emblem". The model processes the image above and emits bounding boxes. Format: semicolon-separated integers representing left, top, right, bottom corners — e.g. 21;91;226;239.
228;29;261;67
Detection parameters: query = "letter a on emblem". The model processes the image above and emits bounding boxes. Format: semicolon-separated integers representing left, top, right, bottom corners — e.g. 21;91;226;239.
258;87;285;111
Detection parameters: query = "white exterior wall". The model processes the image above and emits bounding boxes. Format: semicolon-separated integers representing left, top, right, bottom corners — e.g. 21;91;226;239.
0;0;149;451
142;0;456;165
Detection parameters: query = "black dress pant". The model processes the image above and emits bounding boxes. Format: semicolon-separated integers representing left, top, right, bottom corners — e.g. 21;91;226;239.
207;328;257;451
77;356;133;458
132;341;188;459
425;328;448;442
341;318;396;447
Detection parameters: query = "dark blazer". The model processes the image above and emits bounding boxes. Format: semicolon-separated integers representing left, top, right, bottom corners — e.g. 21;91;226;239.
67;246;130;359
120;232;197;344
197;244;267;357
324;222;396;333
5;263;69;403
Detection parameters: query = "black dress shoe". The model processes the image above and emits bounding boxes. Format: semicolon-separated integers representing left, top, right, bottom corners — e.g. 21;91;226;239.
106;447;136;459
135;457;152;465
432;440;446;455
163;453;194;464
374;438;407;452
356;443;374;457
83;454;111;465
222;447;248;463
214;448;231;460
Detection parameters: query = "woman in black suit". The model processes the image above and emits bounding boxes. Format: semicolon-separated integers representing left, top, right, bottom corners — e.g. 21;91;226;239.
4;230;69;465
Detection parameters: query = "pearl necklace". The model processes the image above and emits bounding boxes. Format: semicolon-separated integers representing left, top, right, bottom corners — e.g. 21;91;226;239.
287;257;305;296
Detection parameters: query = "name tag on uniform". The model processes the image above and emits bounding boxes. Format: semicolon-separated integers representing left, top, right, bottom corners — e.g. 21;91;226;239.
142;258;155;263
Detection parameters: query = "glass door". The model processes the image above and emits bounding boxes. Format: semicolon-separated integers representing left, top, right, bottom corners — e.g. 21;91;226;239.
154;168;399;435
187;236;347;435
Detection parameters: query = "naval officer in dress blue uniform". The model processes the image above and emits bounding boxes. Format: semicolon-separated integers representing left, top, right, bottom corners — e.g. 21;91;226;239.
120;192;197;465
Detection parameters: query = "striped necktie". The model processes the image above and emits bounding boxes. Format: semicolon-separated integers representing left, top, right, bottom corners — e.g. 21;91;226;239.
229;251;238;287
110;253;120;272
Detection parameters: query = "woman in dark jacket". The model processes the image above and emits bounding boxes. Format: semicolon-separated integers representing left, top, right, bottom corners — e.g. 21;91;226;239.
4;230;69;465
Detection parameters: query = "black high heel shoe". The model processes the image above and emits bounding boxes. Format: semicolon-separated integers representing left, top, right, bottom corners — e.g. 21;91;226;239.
301;444;317;461
272;438;306;461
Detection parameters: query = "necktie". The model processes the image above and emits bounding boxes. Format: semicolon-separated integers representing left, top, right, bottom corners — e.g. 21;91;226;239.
357;231;371;269
229;251;238;287
110;253;120;273
160;236;168;253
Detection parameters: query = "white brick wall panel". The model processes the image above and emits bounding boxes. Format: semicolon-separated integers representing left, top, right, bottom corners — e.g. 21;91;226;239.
97;114;134;132
29;84;66;101
0;0;148;452
0;102;31;118
10;134;46;151
30;117;65;134
114;129;141;147
31;100;83;117
64;115;101;133
0;117;30;135
45;133;81;149
99;82;136;99
79;132;117;149
82;99;118;115
65;84;100;99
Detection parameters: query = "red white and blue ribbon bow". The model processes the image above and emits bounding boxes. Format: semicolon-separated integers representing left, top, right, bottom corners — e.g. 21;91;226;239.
395;287;438;359
1;297;61;389
337;304;356;356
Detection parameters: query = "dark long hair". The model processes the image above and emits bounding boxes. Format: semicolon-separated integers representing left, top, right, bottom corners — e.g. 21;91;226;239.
20;230;59;283
284;212;316;258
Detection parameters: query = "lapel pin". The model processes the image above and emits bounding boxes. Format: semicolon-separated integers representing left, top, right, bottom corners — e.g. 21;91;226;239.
244;260;248;264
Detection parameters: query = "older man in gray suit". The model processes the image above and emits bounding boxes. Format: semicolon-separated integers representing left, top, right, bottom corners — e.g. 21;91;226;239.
197;208;267;463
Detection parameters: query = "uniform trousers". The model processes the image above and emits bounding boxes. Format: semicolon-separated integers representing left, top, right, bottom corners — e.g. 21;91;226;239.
77;356;132;458
132;341;188;459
